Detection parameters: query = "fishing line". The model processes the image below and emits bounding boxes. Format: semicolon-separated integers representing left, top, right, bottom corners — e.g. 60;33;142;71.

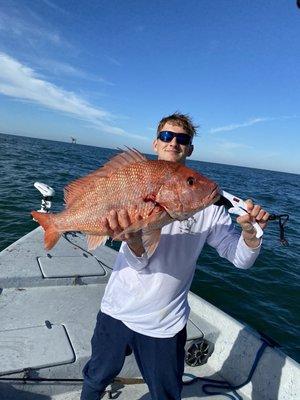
62;232;114;270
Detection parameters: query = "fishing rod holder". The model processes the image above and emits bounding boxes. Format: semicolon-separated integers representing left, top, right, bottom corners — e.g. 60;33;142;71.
33;182;55;213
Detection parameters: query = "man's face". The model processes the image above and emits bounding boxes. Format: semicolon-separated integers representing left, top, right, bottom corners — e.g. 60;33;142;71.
153;122;194;164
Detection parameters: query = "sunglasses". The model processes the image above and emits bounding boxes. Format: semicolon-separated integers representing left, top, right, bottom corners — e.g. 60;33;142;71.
157;131;192;146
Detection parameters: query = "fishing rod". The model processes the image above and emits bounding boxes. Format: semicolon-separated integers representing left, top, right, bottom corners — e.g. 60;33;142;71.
215;190;290;246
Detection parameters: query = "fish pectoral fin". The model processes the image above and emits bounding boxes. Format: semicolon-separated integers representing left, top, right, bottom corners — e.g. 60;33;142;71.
86;234;108;250
142;228;162;258
113;218;148;241
113;206;167;241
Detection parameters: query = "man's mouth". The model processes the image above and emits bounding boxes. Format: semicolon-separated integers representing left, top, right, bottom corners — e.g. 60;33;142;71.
166;149;180;153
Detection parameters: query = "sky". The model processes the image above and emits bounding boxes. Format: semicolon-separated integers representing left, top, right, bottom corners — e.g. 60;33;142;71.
0;0;299;174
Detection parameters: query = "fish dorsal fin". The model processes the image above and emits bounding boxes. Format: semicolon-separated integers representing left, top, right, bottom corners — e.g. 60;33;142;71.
86;234;109;251
64;148;147;208
100;147;148;177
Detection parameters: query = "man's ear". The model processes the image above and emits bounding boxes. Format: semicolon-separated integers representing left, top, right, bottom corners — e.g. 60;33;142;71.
153;139;158;153
187;144;194;157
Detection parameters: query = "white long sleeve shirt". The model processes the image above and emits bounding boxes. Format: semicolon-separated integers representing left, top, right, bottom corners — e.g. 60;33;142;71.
101;205;261;338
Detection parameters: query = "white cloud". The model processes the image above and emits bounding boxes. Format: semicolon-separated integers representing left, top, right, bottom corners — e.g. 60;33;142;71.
35;59;113;85
0;53;109;119
40;0;69;15
0;52;145;140
209;118;269;134
0;7;63;46
146;127;156;132
219;142;253;150
105;55;122;67
91;122;149;141
215;141;253;152
209;115;299;134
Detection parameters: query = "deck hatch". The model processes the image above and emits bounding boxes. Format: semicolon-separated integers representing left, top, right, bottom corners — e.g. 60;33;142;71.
0;324;75;375
38;255;105;278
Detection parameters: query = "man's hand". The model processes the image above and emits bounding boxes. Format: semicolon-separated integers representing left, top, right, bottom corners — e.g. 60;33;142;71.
104;209;145;257
237;200;269;248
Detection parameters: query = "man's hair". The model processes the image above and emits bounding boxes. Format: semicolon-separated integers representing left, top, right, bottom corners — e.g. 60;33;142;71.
157;112;198;137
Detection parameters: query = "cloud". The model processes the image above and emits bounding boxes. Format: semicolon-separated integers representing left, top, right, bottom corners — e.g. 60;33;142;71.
0;52;145;140
209;115;299;134
40;0;69;15
206;140;254;164
209;118;269;134
0;7;63;46
104;55;122;67
146;127;156;132
35;59;114;85
0;53;109;118
91;122;148;141
215;141;253;151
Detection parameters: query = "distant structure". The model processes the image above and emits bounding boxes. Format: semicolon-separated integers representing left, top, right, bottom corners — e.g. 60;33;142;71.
71;137;77;144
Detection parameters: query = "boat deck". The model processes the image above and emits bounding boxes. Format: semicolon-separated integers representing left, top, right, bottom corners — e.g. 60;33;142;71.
0;372;247;400
0;228;298;399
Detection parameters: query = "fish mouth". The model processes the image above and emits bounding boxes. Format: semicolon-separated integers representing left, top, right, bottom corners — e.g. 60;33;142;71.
208;185;221;205
168;185;221;220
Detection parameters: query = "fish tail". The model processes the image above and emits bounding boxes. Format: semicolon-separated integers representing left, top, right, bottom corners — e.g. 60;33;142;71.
31;211;61;250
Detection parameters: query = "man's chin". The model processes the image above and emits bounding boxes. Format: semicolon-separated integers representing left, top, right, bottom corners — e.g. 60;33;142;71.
164;152;183;162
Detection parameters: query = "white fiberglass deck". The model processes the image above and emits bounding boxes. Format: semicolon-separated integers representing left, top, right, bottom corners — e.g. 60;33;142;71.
0;228;298;400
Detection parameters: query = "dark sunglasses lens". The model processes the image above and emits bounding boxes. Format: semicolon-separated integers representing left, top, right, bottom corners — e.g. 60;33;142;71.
176;134;191;145
158;131;174;142
158;131;191;145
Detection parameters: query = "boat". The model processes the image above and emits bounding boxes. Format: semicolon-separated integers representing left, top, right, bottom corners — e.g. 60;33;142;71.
0;185;299;400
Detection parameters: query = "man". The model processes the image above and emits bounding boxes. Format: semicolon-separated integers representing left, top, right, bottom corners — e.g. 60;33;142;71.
81;113;269;400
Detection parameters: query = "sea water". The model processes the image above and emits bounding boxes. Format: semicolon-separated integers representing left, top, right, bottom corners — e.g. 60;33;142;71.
0;132;299;362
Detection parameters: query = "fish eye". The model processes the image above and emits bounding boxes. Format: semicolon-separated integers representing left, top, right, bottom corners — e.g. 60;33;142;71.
187;177;195;186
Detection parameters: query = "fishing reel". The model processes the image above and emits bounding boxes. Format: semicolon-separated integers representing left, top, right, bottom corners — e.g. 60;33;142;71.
33;182;55;213
185;338;214;367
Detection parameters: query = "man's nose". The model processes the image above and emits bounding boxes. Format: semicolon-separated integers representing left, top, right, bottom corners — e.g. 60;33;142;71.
169;137;179;145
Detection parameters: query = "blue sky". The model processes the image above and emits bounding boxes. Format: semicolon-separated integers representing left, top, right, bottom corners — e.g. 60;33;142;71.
0;0;299;173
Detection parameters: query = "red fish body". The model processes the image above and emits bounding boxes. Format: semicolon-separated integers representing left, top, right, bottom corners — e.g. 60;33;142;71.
31;148;219;256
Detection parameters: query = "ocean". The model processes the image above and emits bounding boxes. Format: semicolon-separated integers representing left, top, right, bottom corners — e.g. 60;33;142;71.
0;132;299;363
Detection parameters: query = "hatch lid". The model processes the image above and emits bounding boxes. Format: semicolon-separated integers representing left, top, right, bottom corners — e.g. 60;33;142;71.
0;324;75;375
38;255;105;278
